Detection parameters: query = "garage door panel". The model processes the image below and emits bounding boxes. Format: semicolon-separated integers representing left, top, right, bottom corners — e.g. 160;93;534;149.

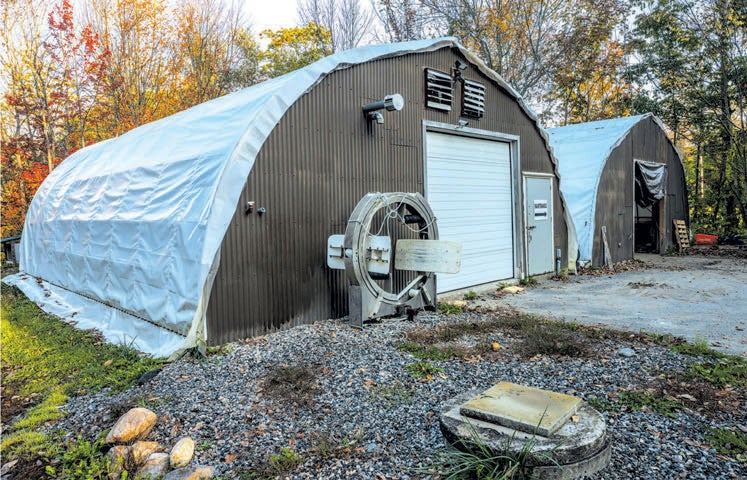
426;131;515;293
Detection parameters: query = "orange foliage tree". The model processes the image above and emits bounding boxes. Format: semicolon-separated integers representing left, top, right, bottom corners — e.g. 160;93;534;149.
1;0;262;237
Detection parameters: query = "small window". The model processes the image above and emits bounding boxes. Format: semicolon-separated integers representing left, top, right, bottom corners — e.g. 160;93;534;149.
461;79;485;118
424;68;453;112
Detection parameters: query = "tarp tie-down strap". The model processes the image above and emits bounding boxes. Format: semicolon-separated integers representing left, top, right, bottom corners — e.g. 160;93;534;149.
635;159;667;207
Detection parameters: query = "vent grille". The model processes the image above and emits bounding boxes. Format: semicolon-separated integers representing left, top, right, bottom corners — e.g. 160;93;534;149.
461;79;486;118
425;69;453;111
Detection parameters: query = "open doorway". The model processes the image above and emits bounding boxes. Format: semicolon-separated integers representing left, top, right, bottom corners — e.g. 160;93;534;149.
635;201;660;253
634;160;668;254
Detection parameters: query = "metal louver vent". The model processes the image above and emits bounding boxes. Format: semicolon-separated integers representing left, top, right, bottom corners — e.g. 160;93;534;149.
461;79;486;118
425;69;453;111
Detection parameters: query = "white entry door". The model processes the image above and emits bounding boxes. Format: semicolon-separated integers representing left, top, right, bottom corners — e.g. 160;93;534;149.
524;175;554;275
425;131;515;293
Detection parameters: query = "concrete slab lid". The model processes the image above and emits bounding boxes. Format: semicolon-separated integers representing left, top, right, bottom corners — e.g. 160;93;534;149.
460;382;582;437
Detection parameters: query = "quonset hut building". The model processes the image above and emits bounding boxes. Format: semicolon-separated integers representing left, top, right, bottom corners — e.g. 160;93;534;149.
548;114;688;267
7;38;574;356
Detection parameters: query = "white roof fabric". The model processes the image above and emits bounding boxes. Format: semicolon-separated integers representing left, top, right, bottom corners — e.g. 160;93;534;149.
547;113;677;264
5;37;571;357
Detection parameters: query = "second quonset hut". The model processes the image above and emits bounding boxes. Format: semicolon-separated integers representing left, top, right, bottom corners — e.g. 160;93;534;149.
548;114;688;266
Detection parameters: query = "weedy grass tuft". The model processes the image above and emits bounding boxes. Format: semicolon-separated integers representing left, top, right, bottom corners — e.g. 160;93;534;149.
438;303;465;315
519;276;538;287
405;361;443;379
239;447;303;479
517;319;589;358
618;391;681;418
427;424;556;479
705;427;747;458
686;356;747;388
268;447;302;474
463;291;479;301
672;337;724;359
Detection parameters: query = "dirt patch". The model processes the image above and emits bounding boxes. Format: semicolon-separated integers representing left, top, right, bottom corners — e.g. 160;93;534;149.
262;365;320;407
654;376;745;417
1;455;52;480
684;246;747;259
0;382;42;424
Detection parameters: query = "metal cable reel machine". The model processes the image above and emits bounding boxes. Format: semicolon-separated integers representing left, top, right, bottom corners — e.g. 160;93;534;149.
327;192;462;327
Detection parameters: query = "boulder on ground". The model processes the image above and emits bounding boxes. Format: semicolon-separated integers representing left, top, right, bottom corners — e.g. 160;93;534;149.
169;437;195;468
163;465;214;480
131;440;163;465
105;407;157;444
135;452;170;479
107;445;130;480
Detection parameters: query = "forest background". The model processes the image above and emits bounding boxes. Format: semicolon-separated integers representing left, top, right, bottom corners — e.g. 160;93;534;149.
1;0;745;239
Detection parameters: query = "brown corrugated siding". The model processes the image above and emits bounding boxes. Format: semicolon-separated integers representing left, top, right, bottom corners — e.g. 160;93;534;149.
592;117;688;265
206;47;569;344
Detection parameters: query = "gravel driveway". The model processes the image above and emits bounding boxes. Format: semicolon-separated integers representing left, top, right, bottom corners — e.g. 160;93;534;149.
498;254;747;356
50;309;745;480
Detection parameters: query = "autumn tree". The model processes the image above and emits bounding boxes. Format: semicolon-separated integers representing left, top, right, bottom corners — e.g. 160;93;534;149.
85;0;179;135
298;0;374;50
632;0;747;233
259;23;333;78
374;0;440;42
173;0;260;108
549;0;632;124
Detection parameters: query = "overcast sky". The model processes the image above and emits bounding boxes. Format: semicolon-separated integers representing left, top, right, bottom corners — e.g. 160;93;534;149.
244;0;299;31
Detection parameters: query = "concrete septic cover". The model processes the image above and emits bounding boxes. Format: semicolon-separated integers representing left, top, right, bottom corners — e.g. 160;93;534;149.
460;382;582;437
441;385;610;479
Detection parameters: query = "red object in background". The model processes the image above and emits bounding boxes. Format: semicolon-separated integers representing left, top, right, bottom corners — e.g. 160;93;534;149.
694;234;718;245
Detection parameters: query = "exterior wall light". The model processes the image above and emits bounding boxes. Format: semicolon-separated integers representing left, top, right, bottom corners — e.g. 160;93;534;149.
363;94;404;124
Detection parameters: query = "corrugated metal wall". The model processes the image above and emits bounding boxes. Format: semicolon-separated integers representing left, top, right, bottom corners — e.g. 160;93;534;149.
592;116;688;265
206;47;569;344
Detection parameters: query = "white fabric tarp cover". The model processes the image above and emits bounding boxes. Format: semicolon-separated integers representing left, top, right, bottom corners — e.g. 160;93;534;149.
635;159;668;207
547;113;680;264
5;37;571;356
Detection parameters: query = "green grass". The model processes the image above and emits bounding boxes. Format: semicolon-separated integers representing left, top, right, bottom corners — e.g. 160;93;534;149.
427;425;555;479
686;357;747;388
705;427;747;458
518;276;537;287
405;360;443;379
463;291;479;301
1;286;163;465
438;303;465;315
618;391;681;418
398;340;458;361
667;336;747;388
671;337;724;359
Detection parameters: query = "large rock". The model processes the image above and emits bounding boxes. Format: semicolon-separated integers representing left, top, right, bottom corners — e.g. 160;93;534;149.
106;407;157;444
163;465;214;480
131;440;163;465
169;437;195;469
134;452;170;479
107;445;130;480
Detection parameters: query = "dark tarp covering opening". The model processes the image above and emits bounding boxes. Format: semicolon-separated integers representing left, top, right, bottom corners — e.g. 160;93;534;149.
635;159;667;207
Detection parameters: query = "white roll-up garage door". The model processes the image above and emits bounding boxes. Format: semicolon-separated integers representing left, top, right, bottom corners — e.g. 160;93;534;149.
425;131;515;292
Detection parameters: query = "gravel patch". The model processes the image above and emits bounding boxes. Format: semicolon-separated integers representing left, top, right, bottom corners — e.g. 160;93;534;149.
52;312;745;479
